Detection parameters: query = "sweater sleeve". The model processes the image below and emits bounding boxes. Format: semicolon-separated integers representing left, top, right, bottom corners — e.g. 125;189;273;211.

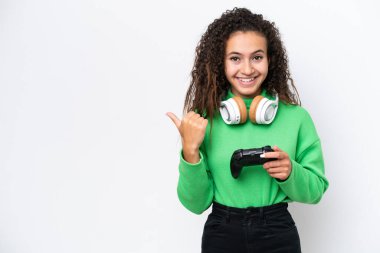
177;148;214;214
276;110;329;204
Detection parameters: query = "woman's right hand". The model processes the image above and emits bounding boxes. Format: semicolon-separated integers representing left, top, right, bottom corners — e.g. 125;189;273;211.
166;111;208;164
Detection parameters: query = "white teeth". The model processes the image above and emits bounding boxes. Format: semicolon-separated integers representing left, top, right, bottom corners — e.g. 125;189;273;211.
239;77;255;82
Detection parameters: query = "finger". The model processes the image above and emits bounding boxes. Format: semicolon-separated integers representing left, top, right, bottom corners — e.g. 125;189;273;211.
266;167;284;174
273;146;282;152
184;111;196;119
265;158;291;169
268;172;288;180
263;160;281;169
202;118;209;128
194;117;208;130
182;111;197;123
166;112;181;129
189;113;201;121
261;151;281;159
194;115;206;123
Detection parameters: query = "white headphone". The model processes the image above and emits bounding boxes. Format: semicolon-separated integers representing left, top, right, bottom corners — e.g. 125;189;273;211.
219;93;279;125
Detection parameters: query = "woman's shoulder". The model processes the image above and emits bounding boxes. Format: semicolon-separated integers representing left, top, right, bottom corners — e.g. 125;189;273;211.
278;101;317;133
279;101;310;118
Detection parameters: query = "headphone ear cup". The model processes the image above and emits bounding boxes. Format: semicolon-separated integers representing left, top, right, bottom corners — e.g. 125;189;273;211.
232;97;247;124
220;97;247;124
250;94;279;124
249;95;264;123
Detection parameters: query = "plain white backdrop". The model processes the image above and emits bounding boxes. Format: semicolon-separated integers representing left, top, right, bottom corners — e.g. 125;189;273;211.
1;0;379;252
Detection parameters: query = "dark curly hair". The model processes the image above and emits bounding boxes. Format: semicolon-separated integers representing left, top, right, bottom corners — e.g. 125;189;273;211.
183;7;300;126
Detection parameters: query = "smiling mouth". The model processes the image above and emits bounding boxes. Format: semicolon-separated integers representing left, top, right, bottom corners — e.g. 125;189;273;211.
237;77;256;82
236;76;258;86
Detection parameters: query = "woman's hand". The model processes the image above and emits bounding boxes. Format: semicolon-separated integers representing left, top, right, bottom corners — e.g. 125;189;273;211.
262;146;292;181
166;111;208;164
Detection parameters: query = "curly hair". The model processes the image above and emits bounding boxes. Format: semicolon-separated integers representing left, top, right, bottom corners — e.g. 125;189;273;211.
183;7;300;126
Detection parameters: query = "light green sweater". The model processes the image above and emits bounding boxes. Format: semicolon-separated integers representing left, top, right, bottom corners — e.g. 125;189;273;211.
177;90;329;214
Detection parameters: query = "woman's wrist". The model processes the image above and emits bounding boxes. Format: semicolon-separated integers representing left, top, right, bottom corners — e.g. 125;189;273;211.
182;147;200;164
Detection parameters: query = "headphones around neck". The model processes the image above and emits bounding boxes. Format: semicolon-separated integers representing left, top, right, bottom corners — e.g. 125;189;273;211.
219;93;279;125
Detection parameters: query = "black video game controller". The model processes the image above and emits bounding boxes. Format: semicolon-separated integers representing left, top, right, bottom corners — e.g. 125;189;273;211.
230;146;277;179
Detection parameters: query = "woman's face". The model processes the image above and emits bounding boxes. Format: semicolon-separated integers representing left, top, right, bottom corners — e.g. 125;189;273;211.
224;31;269;98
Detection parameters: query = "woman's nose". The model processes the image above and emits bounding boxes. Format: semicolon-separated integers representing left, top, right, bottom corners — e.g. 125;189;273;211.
241;60;254;75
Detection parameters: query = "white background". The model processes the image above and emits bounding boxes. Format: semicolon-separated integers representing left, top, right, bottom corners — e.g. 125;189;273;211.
1;0;379;252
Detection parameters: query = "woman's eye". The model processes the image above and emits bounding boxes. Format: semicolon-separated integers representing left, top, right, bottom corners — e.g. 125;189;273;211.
230;57;239;62
253;55;263;61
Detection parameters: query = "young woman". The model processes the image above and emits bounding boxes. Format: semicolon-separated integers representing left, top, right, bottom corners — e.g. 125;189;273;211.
167;7;329;253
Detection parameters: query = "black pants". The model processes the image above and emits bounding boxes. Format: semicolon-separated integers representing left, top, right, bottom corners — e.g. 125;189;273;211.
201;202;301;253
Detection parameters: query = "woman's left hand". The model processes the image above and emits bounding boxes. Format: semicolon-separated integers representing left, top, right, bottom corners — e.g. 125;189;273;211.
262;146;292;181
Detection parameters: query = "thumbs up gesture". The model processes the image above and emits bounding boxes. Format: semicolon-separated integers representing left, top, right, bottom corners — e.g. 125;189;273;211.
166;111;208;164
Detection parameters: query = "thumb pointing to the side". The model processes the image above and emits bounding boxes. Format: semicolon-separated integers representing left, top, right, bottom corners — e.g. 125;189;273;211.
166;112;181;130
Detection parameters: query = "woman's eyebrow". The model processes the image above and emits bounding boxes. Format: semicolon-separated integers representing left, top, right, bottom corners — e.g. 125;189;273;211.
226;49;265;56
